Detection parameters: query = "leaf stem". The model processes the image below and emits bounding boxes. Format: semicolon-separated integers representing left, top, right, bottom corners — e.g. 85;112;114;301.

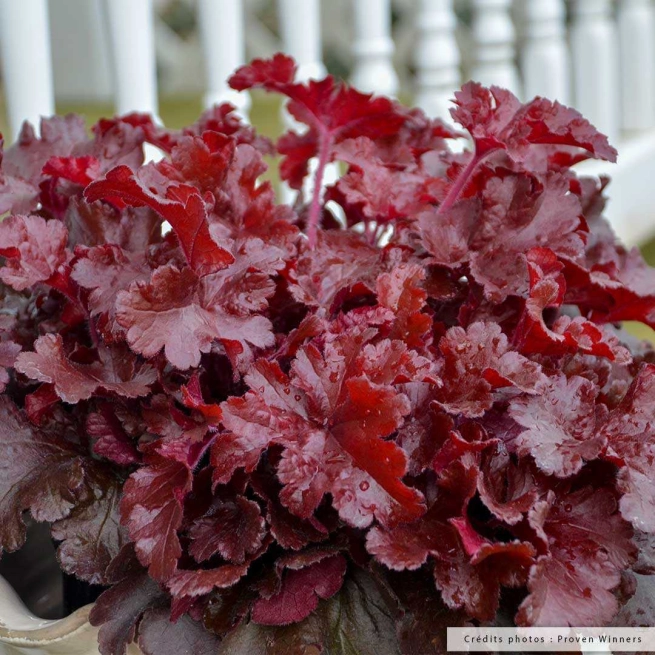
307;127;332;249
437;147;495;215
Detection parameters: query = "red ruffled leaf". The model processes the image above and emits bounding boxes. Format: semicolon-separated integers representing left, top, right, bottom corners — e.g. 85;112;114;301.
85;165;234;276
251;554;347;626
167;561;251;599
450;81;617;162
71;244;149;338
87;405;141;466
116;263;275;370
15;334;156;403
0;396;89;553
509;374;607;477
516;248;632;361
229;54;405;190
188;494;266;564
120;455;193;580
600;364;655;533
436;321;545;418
516;487;636;626
216;334;425;528
0;214;69;291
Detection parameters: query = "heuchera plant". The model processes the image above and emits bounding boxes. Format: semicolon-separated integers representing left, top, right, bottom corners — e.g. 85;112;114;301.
0;53;654;654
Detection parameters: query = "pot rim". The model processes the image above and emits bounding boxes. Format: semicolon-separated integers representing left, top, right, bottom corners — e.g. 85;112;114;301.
0;573;93;645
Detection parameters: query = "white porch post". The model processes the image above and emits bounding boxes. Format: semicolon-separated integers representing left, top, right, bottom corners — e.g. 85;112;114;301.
570;0;619;144
618;0;655;132
103;0;158;117
521;0;569;103
414;0;461;120
198;0;250;119
351;0;398;96
277;0;329;203
277;0;325;82
470;0;520;96
0;0;55;138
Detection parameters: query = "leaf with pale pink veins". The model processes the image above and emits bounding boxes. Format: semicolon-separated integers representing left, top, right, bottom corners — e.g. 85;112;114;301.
217;334;425;528
0;214;69;291
15;334;156;403
509;374;606;477
120;455;192;580
436;322;545;418
516;487;636;627
116;263;275;370
600;363;655;533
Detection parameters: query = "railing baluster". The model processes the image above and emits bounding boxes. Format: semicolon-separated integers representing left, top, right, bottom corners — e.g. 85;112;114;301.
198;0;250;119
0;0;55;138
351;0;398;96
414;0;461;119
103;0;158;117
618;0;655;132
470;0;520;95
277;0;331;204
570;0;619;143
277;0;325;82
521;0;569;103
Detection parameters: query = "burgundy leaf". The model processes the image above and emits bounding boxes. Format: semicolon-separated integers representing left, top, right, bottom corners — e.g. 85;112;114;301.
85;164;234;276
167;562;251;598
509;374;606;477
600;364;655;533
436;321;545;418
90;561;167;655
15;334;157;403
516;247;632;361
251;554;347;625
116;263;275;370
0;396;88;553
450;81;616;162
120;455;192;580
516;487;636;626
71;244;149;337
366;461;477;571
87;406;141;466
0;214;68;291
188;494;266;564
52;472;125;584
434;537;535;622
217;337;425;528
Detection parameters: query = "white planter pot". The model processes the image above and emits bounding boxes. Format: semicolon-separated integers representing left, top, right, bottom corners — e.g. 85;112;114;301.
0;575;142;655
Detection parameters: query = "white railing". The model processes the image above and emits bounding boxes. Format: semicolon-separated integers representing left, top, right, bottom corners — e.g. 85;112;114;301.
1;0;655;244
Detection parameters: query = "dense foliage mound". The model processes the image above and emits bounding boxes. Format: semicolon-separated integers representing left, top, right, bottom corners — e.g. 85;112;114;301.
0;54;654;654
